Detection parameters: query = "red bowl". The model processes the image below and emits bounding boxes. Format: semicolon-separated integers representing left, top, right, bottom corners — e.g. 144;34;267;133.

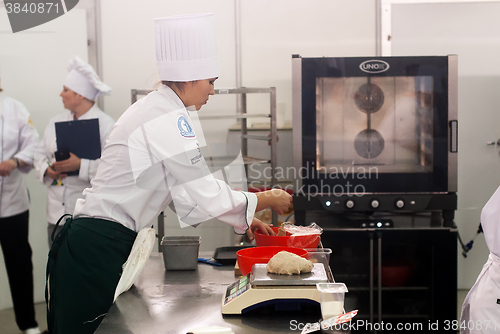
254;227;321;249
236;246;308;276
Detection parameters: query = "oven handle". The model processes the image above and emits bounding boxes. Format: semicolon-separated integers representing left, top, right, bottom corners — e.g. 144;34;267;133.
449;120;458;153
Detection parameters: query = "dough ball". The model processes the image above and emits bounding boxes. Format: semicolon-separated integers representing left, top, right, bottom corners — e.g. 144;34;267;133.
266;251;314;275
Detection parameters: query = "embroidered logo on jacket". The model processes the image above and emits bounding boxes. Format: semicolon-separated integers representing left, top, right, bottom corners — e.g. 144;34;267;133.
177;115;196;138
184;142;202;165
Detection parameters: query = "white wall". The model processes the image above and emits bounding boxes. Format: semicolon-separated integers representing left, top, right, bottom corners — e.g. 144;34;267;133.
391;1;500;290
99;0;237;124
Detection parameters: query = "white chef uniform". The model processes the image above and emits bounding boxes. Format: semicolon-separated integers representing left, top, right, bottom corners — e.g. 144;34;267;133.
33;105;114;224
74;13;257;233
73;84;257;233
0;95;39;217
33;56;113;226
461;186;500;333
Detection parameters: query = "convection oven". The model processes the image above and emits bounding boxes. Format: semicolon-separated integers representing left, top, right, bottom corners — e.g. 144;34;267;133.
292;55;458;227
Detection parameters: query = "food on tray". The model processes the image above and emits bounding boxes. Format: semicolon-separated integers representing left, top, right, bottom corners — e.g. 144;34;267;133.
277;224;287;236
266;251;314;275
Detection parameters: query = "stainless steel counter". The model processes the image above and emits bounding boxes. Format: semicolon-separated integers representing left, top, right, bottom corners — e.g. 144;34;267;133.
95;252;342;334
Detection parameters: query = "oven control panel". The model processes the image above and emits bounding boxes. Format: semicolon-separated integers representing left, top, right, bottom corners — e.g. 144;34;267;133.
321;195;424;211
358;219;394;228
295;193;457;213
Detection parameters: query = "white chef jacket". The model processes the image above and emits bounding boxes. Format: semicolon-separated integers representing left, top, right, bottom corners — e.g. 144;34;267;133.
0;95;39;217
461;186;500;333
33;105;115;224
73;85;257;233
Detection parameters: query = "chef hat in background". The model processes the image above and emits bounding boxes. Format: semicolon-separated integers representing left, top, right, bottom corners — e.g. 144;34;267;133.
154;13;219;82
64;56;112;101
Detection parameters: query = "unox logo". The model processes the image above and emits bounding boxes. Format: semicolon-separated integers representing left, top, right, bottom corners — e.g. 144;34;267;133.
359;60;390;73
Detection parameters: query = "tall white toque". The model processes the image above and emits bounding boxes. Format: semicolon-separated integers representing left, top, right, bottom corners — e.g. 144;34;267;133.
64;56;112;101
154;13;219;82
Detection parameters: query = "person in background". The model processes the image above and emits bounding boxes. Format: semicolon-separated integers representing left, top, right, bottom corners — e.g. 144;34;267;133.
45;13;291;334
34;56;114;246
461;187;500;334
0;75;42;333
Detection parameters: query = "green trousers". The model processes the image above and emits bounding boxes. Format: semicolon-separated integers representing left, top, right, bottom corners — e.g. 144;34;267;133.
46;216;137;334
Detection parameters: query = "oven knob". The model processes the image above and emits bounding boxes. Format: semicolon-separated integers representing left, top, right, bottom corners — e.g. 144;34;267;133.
346;200;355;209
371;199;380;209
395;199;405;209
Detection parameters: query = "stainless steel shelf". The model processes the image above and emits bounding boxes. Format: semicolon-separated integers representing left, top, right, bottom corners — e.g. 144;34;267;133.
131;87;277;103
242;156;271;165
241;134;271;141
215;87;274;94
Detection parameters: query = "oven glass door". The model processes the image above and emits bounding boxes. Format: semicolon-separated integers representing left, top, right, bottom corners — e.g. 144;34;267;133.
301;57;450;194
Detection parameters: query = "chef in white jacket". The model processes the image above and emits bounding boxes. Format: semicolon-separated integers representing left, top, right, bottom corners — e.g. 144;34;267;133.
0;79;41;334
46;13;291;334
461;186;500;333
34;56;114;246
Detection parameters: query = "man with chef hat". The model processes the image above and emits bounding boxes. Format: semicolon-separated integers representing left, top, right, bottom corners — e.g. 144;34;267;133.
34;56;115;246
0;67;42;334
46;13;291;334
461;187;500;333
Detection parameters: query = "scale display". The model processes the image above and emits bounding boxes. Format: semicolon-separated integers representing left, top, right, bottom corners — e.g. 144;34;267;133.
224;274;251;305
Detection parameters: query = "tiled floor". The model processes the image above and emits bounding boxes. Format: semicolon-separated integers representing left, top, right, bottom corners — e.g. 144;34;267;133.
0;302;47;334
0;291;469;334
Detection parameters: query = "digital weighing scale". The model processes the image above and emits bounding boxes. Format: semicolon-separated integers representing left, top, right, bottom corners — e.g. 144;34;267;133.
222;263;329;315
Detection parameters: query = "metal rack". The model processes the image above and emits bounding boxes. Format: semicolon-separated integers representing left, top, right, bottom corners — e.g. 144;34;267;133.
131;87;279;248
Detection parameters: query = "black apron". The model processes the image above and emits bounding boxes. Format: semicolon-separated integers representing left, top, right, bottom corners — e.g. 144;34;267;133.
46;216;137;334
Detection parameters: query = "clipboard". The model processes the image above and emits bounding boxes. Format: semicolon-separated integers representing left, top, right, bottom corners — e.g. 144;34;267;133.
55;118;101;176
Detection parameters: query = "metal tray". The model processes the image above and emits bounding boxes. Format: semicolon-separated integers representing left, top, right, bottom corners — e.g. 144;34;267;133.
213;246;255;265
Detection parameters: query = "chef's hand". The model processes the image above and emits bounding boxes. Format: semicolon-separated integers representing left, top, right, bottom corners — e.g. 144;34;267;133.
270;189;293;215
256;189;293;215
246;218;276;241
45;163;67;180
51;152;81;173
0;159;17;177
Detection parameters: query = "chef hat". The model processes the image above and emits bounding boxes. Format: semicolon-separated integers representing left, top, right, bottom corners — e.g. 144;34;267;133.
154;13;219;82
64;56;112;101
